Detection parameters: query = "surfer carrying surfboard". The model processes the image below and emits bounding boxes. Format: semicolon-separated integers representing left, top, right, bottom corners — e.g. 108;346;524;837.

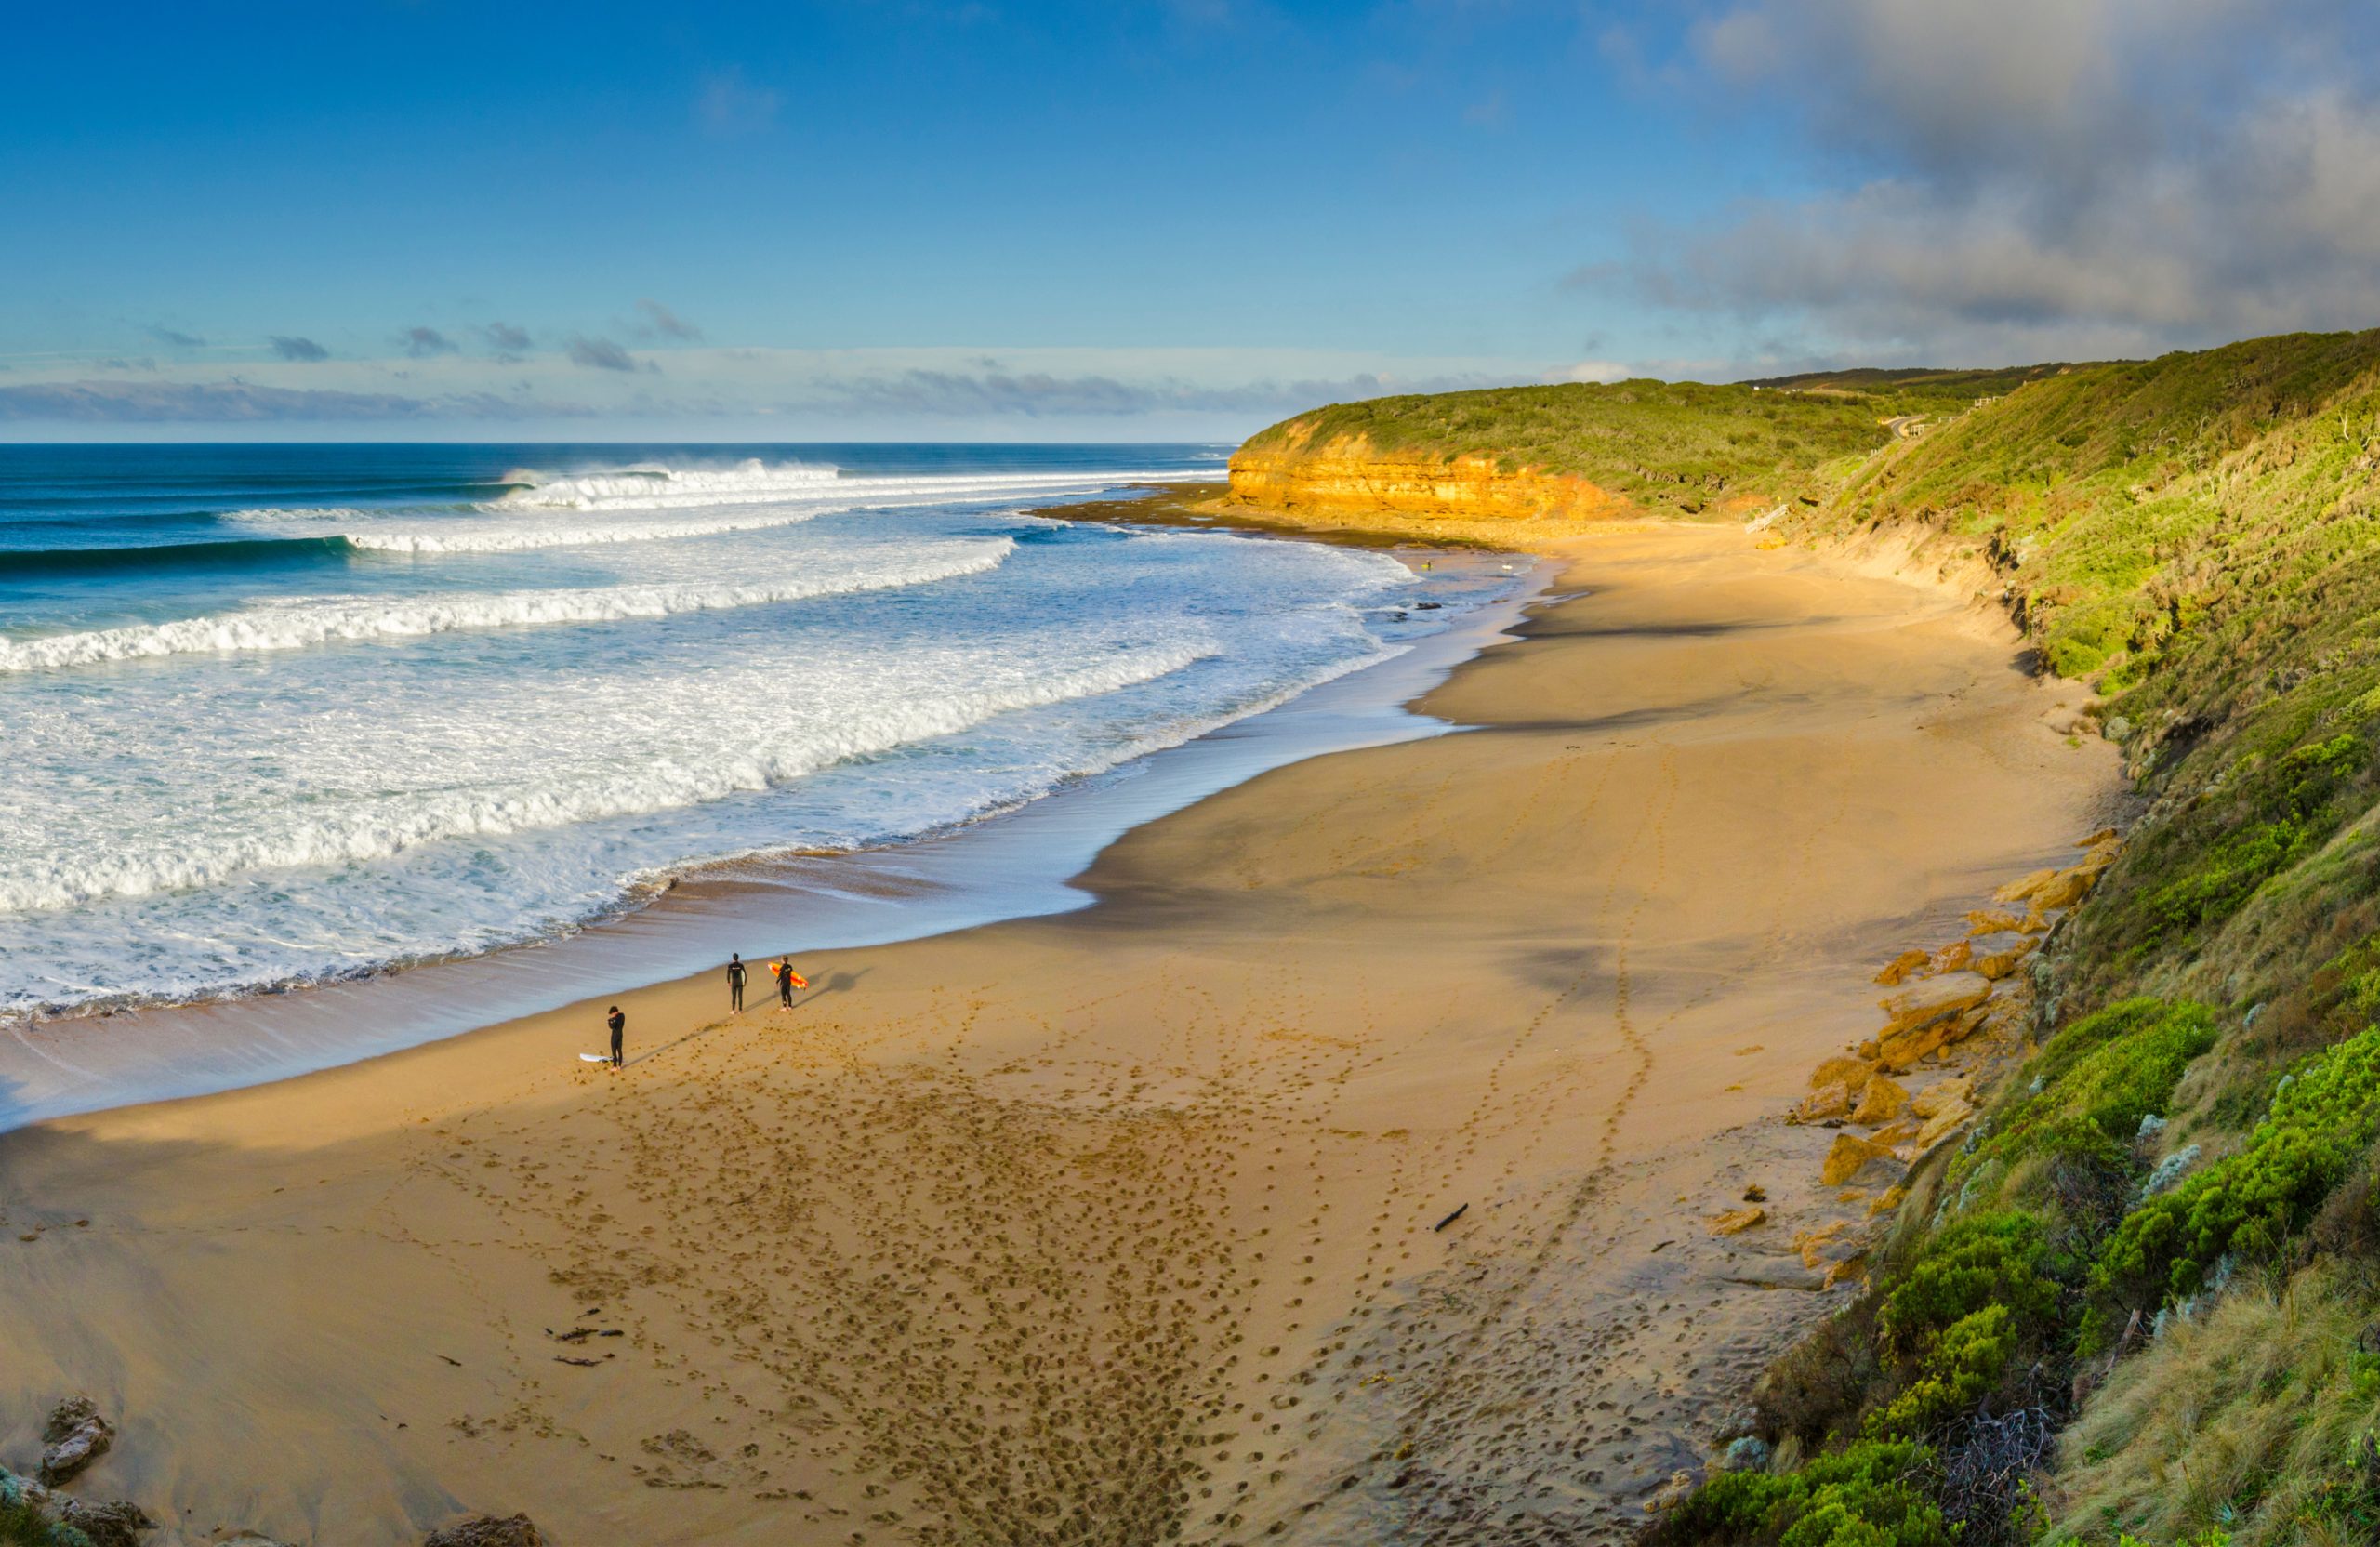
774;957;807;1008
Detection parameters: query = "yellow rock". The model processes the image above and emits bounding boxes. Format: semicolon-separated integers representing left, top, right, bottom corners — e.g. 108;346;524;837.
1809;1054;1875;1091
1911;1076;1974;1118
1873;948;1932;986
2076;826;2119;848
1795;1082;1857;1122
2027;866;2097;910
1871;1118;1921;1148
1822;1251;1870;1289
1867;1183;1909;1217
1967;932;2039;980
1821;1132;1900;1186
1851;1075;1910;1126
1928;939;1974;975
1879;973;1994;1035
1939;1004;1994;1047
1707;1206;1766;1236
1993;867;2060;905
1792;1218;1851;1269
1876;1021;1950;1073
1914;1101;1975;1150
1965;907;2028;934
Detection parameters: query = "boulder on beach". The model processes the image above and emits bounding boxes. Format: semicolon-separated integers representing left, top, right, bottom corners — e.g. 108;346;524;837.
1992;867;2060;905
1808;1054;1874;1091
1914;1100;1976;1150
1872;948;1930;985
2026;866;2097;911
1966;931;2038;980
1850;1075;1909;1126
1794;1081;1857;1122
425;1514;548;1547
1820;1132;1900;1187
1911;1075;1974;1119
56;1497;153;1547
1878;973;1993;1036
1707;1205;1766;1236
38;1396;113;1485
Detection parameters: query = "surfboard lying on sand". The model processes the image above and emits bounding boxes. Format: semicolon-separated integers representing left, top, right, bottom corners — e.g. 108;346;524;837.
579;1052;611;1064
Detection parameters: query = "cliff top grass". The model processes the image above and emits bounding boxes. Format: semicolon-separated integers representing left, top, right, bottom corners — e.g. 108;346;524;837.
1235;376;2023;519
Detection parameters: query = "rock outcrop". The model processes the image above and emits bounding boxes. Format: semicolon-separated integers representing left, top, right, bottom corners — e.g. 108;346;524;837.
1226;428;1633;526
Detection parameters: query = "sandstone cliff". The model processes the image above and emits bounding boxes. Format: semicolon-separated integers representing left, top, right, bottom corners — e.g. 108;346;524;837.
1226;424;1634;526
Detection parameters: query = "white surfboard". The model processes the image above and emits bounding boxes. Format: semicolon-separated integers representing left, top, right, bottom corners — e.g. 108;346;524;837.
579;1052;611;1064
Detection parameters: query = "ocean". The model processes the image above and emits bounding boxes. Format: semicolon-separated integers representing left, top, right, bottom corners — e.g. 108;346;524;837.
0;443;1518;1032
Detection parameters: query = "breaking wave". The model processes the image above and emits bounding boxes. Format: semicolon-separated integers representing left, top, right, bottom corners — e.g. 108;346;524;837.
0;539;1015;673
0;639;1211;914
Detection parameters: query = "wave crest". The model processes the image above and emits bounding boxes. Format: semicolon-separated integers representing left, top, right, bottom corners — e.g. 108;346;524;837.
0;539;1014;673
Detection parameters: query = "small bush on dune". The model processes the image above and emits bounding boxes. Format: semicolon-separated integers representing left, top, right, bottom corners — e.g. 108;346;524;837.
1649;1440;1951;1547
1876;1213;2056;1365
2089;1025;2380;1344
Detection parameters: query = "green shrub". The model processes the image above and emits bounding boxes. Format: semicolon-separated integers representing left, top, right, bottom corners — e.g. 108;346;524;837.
2089;1025;2380;1341
1651;1440;1950;1546
1866;1303;2018;1439
1876;1212;2056;1364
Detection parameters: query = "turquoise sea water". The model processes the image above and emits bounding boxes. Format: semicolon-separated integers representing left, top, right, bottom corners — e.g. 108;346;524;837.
0;443;1514;1021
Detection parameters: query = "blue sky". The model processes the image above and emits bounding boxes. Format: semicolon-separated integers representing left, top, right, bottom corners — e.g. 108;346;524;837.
7;1;2378;439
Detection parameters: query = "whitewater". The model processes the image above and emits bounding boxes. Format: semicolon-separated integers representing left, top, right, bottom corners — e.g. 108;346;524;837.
0;443;1520;1021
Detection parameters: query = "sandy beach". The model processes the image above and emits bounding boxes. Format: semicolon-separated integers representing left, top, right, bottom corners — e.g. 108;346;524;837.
0;522;2118;1545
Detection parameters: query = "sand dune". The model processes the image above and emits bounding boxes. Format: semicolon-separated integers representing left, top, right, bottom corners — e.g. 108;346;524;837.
0;525;2116;1544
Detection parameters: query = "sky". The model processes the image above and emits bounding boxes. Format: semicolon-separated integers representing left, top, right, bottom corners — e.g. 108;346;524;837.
7;0;2379;441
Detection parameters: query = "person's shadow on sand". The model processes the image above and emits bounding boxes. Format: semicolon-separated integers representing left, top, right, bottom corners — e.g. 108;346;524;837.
793;969;866;1009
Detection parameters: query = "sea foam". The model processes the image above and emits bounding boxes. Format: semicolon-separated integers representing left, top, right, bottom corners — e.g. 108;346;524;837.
0;638;1212;914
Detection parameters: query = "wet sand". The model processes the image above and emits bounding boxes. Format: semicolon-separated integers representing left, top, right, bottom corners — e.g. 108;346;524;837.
0;523;2118;1545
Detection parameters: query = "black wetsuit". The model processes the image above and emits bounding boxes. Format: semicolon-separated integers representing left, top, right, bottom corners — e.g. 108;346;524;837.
607;1010;626;1067
778;964;795;1008
728;959;747;1012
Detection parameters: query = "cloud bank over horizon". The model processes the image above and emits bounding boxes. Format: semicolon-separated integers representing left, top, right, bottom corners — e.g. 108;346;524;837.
0;346;1550;440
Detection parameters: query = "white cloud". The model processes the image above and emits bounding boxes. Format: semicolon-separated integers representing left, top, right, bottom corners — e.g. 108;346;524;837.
1607;0;2380;363
1545;360;1631;384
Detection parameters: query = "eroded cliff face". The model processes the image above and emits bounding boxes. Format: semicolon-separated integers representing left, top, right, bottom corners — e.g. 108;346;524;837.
1226;426;1630;524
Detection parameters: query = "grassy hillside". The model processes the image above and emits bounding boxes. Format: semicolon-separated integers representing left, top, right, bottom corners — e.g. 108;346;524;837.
1644;328;2380;1545
1234;376;2020;519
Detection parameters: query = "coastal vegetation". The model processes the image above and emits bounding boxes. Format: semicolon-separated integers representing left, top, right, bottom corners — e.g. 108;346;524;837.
1249;329;2380;1544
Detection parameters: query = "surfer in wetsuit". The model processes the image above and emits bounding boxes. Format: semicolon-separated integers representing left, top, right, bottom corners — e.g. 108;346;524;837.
607;1005;626;1067
775;956;807;1008
727;953;747;1012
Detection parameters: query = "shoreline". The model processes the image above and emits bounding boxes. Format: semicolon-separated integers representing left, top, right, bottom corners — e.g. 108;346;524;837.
0;517;2121;1544
0;499;1538;1132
